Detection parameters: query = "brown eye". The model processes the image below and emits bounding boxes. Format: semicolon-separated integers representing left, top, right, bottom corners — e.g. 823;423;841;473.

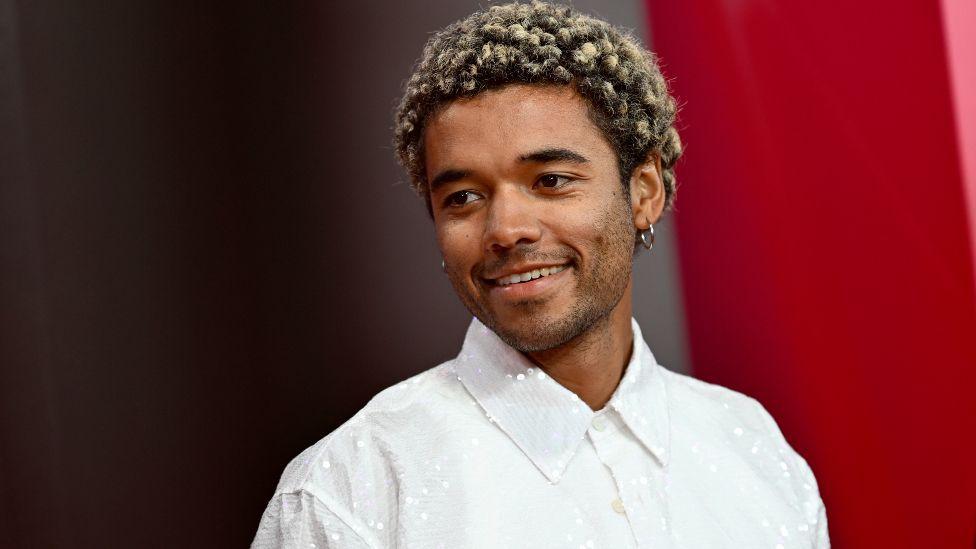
445;190;481;207
536;174;572;189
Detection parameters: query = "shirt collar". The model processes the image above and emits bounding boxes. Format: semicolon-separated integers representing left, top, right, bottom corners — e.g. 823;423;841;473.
453;317;671;483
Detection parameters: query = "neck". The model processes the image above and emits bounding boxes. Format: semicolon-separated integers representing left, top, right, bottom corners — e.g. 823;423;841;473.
526;282;635;411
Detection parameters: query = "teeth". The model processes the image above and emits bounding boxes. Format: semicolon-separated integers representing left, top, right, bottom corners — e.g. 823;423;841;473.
496;265;567;286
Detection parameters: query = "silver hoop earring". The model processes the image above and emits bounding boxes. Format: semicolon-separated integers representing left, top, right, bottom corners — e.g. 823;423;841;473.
639;224;655;251
441;259;446;272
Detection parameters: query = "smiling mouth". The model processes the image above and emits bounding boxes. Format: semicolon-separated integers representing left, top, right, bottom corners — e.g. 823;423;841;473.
491;265;569;286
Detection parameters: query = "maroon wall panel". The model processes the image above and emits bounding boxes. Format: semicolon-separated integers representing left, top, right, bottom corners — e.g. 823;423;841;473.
646;0;976;547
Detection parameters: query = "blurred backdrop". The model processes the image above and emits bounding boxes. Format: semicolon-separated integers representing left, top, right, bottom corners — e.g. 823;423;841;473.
1;0;973;547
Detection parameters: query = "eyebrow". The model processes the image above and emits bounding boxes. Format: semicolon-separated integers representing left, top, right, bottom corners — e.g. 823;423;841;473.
518;147;590;165
429;169;469;193
428;148;590;193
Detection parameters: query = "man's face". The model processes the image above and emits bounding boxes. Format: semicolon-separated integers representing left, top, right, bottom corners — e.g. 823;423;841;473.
424;84;645;353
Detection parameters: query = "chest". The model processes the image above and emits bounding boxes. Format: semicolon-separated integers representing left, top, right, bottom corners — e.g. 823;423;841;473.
386;428;811;549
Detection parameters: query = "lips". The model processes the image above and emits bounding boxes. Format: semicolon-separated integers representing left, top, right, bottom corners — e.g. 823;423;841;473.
483;263;572;301
491;265;569;286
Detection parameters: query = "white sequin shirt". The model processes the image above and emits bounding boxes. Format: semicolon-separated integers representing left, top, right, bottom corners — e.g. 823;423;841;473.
252;318;829;548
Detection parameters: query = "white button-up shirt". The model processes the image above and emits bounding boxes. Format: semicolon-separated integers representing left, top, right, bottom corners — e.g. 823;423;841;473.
252;318;829;548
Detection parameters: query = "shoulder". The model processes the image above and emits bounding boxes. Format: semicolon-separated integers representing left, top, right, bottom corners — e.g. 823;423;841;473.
261;361;468;545
660;369;825;519
660;367;806;461
661;368;783;436
271;360;466;497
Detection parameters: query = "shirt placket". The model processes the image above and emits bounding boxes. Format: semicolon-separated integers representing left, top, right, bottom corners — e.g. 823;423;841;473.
587;411;672;549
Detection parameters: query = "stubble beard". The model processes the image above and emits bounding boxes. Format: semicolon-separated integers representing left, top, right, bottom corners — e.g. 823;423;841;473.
447;196;635;353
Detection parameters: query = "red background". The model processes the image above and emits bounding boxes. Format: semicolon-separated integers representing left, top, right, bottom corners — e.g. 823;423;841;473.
647;0;976;546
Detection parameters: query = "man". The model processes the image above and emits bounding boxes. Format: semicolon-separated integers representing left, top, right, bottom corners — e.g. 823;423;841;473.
253;2;829;547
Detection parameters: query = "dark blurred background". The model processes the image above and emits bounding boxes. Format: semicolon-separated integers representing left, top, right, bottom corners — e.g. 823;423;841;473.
0;1;687;546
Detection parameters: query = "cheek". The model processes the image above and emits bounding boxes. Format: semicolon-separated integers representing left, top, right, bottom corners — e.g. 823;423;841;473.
559;193;626;240
570;195;632;254
437;222;479;262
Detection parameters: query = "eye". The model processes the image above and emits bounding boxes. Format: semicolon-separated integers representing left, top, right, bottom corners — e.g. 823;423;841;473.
535;174;573;189
444;190;481;208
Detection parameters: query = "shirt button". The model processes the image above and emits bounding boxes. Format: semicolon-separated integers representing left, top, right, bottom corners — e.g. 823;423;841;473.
611;498;626;514
591;415;608;431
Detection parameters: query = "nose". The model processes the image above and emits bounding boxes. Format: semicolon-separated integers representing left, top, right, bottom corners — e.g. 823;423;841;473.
483;185;542;254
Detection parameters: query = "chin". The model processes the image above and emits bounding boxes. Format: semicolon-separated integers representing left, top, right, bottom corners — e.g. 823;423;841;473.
494;328;565;354
483;308;588;353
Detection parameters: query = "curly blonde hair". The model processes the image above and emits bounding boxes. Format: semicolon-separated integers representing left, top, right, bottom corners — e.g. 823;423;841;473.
394;1;682;213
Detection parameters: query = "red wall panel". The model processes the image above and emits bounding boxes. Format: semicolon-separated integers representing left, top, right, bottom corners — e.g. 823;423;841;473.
646;1;976;547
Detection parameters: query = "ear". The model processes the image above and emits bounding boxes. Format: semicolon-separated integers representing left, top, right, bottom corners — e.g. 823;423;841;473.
629;152;666;230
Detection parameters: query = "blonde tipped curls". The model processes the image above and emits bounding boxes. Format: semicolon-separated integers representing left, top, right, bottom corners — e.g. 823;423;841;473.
394;1;682;213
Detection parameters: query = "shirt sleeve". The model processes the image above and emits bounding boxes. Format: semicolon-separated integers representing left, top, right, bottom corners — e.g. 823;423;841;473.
813;498;830;549
251;489;375;549
787;451;830;548
751;397;831;548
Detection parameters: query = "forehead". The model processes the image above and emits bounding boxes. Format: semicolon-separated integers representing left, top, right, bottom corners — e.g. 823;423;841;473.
423;84;614;174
